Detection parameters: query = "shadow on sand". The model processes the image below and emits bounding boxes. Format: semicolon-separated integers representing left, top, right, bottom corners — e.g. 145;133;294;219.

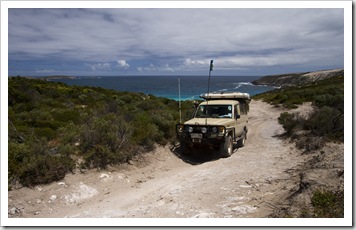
170;144;239;165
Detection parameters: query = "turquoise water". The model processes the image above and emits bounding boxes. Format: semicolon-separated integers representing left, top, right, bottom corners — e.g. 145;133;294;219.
53;75;275;100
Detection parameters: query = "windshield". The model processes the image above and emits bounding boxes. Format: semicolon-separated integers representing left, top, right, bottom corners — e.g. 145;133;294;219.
195;104;232;118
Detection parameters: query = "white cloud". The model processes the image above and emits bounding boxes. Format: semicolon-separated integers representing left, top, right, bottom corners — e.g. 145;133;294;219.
36;69;55;73
88;62;111;71
183;58;207;67
117;60;129;69
137;63;175;72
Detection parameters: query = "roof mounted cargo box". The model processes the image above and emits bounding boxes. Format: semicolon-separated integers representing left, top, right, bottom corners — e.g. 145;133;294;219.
200;92;250;100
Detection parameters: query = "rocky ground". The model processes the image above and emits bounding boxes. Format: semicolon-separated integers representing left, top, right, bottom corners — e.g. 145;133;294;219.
7;100;345;226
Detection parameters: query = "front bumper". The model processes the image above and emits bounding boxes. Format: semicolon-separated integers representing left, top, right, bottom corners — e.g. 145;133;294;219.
176;124;226;146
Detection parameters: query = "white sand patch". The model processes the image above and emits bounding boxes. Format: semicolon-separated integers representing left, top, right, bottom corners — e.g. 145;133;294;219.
63;182;99;205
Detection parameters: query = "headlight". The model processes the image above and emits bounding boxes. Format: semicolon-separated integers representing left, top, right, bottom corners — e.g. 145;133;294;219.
187;126;193;133
201;127;207;133
218;126;225;134
211;126;225;134
177;124;184;133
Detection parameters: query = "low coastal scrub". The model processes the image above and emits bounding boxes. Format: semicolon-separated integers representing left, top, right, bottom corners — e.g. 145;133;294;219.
310;189;344;218
254;74;344;218
252;75;343;109
253;75;344;143
9;77;196;188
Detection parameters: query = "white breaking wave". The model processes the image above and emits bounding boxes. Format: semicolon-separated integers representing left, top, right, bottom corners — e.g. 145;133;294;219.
237;82;253;86
233;82;253;89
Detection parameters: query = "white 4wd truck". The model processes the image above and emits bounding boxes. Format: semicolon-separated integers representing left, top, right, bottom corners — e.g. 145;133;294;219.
176;92;250;158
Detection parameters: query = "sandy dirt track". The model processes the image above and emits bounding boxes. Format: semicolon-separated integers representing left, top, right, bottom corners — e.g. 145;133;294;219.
8;100;332;220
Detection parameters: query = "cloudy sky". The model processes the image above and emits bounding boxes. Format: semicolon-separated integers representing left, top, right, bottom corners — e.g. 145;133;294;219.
7;6;344;76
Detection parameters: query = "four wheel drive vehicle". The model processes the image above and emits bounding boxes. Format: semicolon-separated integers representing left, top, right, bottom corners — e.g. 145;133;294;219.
176;92;250;158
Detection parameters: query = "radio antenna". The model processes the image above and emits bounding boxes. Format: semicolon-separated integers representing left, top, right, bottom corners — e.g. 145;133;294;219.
205;60;213;125
178;76;182;124
207;60;213;98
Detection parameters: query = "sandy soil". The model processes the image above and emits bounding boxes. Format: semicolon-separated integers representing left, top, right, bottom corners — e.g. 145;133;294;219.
7;100;344;221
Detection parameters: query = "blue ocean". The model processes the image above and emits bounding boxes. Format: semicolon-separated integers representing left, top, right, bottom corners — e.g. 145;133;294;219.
53;75;275;100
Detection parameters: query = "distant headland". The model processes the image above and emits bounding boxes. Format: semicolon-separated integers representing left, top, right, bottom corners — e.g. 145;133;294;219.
9;75;77;80
252;68;344;88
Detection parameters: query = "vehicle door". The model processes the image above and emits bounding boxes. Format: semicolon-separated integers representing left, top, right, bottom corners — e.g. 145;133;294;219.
234;103;246;137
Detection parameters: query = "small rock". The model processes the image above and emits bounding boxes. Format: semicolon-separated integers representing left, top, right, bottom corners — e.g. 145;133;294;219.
14;181;23;189
36;199;42;204
8;207;20;215
58;182;66;186
36;187;44;192
99;173;110;179
49;195;57;201
192;213;215;218
127;160;134;165
117;173;126;179
80;168;88;174
34;211;40;215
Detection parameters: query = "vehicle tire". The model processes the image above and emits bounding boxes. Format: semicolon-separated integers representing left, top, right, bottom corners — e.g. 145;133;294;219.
237;131;246;148
220;135;233;158
180;141;190;155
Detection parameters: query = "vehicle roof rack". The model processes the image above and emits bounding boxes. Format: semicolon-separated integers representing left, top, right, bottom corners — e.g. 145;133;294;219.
200;92;250;100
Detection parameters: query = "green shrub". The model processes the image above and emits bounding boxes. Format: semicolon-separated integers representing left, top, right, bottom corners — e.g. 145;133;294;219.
19;154;74;187
278;112;297;135
78;114;133;168
314;94;344;111
311;189;344;218
83;145;115;169
278;106;343;146
58;122;79;144
52;109;80;123
305;106;344;141
8;139;75;187
152;112;176;142
132;112;161;147
34;127;57;140
295;136;325;152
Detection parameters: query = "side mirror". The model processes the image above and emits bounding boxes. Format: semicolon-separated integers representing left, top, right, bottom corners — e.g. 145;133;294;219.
193;101;199;108
235;114;241;119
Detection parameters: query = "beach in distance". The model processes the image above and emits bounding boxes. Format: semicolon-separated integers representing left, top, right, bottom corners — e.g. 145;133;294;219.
52;75;276;100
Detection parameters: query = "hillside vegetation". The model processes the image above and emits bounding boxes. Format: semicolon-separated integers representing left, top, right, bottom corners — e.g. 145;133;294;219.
252;68;343;87
252;74;344;142
8;77;195;188
253;73;344;218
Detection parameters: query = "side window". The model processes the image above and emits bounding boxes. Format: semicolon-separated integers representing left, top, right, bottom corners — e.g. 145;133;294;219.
239;103;247;115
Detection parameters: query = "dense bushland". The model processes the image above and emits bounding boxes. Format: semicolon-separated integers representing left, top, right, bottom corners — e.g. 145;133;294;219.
8;77;196;187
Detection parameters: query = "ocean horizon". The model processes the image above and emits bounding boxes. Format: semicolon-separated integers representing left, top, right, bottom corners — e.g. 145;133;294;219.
51;75;276;100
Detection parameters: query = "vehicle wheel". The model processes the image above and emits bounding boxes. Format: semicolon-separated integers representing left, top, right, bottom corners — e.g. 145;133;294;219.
237;131;246;148
220;135;233;158
180;141;190;155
